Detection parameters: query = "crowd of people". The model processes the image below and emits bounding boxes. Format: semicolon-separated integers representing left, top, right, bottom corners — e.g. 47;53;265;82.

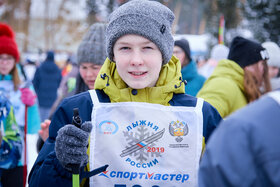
0;0;279;186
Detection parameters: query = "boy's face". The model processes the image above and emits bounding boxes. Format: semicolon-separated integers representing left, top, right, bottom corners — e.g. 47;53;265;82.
113;34;162;89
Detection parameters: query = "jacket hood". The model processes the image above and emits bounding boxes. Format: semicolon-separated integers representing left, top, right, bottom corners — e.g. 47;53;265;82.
45;51;55;61
94;55;185;105
40;51;58;72
210;59;244;91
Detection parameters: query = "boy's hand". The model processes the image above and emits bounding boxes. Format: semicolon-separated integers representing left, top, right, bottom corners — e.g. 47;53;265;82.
55;122;92;171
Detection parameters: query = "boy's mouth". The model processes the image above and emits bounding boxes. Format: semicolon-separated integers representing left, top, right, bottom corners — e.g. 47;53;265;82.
129;71;147;76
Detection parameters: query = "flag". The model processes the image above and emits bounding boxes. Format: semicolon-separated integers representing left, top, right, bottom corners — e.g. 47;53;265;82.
218;15;225;44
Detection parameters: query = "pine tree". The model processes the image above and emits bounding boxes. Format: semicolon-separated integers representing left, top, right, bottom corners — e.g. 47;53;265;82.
243;0;280;45
86;0;99;24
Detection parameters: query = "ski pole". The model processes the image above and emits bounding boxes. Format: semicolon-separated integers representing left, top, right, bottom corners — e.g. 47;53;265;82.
23;105;28;187
70;108;109;186
21;81;31;187
71;108;82;187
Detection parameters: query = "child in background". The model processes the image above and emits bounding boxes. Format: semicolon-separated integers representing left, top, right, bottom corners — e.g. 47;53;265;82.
262;41;280;91
0;22;40;187
173;39;206;96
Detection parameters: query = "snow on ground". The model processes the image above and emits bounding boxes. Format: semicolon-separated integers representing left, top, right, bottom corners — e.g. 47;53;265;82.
26;134;39;183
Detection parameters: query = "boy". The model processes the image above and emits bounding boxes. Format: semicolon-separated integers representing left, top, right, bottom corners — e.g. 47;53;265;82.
29;0;222;186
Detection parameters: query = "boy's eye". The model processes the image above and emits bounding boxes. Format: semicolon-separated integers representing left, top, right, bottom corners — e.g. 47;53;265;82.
120;47;130;50
144;46;153;49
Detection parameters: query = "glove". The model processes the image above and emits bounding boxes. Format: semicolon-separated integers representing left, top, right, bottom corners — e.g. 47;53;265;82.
20;88;36;106
55;121;92;172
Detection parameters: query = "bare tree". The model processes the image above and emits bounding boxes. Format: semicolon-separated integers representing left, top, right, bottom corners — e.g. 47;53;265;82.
22;0;32;52
0;0;32;52
172;0;182;34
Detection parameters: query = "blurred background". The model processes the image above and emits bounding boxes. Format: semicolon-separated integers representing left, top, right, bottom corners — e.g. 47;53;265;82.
1;0;279;65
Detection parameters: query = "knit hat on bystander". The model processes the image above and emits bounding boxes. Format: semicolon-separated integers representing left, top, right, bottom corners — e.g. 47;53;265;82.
227;36;269;68
77;23;107;66
0;23;20;62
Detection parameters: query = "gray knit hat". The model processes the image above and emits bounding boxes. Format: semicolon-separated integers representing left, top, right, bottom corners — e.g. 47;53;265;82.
106;0;175;65
77;22;107;65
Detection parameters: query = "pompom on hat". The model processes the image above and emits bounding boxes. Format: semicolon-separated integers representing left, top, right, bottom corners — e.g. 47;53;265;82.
106;0;175;65
0;23;20;62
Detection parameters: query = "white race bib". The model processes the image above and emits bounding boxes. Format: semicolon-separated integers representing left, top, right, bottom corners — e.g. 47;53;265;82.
89;90;203;187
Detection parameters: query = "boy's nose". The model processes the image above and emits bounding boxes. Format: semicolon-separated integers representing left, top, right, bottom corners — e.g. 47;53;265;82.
130;51;144;66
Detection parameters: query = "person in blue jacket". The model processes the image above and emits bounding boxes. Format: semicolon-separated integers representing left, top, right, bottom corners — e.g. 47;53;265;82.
173;38;206;96
198;90;280;187
28;0;222;186
32;50;62;122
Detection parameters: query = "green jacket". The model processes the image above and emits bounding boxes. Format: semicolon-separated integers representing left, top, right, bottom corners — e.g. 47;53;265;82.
197;59;247;118
94;55;185;105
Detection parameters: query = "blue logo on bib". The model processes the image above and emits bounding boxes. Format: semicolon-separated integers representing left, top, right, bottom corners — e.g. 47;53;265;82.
98;120;119;134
